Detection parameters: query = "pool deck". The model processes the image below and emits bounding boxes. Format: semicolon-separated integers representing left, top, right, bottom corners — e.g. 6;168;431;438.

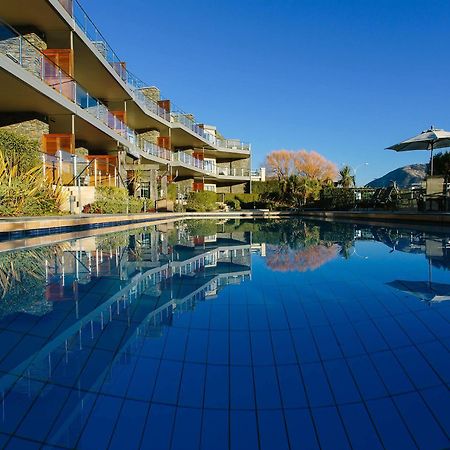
0;209;448;239
298;210;450;225
0;210;294;234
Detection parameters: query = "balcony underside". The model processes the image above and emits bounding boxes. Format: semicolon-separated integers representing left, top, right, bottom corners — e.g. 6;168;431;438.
0;0;69;34
0;64;122;152
171;124;214;149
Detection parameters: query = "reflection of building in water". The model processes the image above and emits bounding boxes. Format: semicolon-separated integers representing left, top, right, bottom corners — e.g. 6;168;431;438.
0;226;252;429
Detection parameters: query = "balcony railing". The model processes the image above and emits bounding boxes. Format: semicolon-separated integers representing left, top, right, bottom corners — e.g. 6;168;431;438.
136;138;172;161
216;167;251;177
0;20;136;144
172;151;205;170
216;139;251;152
57;0;249;144
172;151;250;178
64;0;169;122
171;113;217;145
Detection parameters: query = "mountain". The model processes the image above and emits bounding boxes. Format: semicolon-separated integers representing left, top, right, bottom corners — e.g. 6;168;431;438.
366;164;427;188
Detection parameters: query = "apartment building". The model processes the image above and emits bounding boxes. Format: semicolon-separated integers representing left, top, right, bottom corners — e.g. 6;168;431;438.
0;0;251;208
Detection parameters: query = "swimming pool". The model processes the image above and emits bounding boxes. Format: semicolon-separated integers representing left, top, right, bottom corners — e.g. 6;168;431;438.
0;218;448;449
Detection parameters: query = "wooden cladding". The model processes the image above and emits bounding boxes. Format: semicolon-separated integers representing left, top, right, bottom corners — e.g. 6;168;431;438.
193;152;204;160
158;100;171;112
111;111;126;124
86;155;117;174
157;136;171;150
193;182;204;192
42;49;75;100
42;133;75;155
42;49;74;76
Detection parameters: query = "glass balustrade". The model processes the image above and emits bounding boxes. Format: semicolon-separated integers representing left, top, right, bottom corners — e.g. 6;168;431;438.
57;0;249;146
137;138;172;161
1;21;249;177
216;139;251;151
0;20;136;146
67;0;169;122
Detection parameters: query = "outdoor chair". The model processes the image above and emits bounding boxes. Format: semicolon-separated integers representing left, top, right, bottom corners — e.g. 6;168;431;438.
424;176;446;211
372;182;399;209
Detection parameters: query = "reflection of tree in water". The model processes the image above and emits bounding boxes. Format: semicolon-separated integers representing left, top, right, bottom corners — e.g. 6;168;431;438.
0;244;69;317
266;243;341;272
259;219;350;272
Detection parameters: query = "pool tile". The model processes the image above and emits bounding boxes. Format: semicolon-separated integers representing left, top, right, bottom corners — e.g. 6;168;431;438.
339;402;383;450
371;351;414;395
367;397;417;450
201;409;228;450
141;404;175;450
204;365;229;409
250;331;274;365
324;359;361;404
76;394;123;449
302;362;334;407
394;345;442;389
284;409;320;449
421;385;450;432
394;391;449;450
276;364;307;408
258;409;289;450
108;399;148;450
312;406;351;450
152;360;183;405
126;356;159;401
170;407;202;450
230;410;259;450
230;365;255;409
253;365;282;409
347;355;387;400
178;363;206;408
229;331;251;365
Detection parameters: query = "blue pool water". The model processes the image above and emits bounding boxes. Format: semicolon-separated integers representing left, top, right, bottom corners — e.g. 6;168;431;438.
0;219;448;449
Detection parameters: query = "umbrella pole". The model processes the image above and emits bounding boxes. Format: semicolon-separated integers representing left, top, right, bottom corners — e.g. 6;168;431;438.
430;143;434;176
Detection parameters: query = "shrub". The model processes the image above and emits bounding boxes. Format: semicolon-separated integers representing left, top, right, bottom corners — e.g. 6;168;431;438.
186;191;217;212
0;148;64;217
89;187;144;214
167;183;177;201
251;180;281;196
186;220;218;236
0;129;41;173
320;186;356;210
225;198;241;210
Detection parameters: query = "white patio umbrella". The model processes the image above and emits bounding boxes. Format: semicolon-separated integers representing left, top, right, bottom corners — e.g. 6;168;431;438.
386;126;450;175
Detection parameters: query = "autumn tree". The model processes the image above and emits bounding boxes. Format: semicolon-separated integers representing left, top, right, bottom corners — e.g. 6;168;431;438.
265;150;295;181
293;150;337;182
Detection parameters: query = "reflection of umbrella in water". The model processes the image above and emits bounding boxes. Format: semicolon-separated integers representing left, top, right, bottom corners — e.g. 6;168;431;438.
387;280;450;303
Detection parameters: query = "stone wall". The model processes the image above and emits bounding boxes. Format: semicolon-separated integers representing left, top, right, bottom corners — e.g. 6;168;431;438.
140;87;161;103
0;113;49;144
0;31;47;78
139;129;160;145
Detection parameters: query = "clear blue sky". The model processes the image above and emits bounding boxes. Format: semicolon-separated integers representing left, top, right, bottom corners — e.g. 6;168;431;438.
85;0;450;184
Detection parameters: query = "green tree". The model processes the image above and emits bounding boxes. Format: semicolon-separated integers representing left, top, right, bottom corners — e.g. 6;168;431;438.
338;165;355;188
432;151;450;176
